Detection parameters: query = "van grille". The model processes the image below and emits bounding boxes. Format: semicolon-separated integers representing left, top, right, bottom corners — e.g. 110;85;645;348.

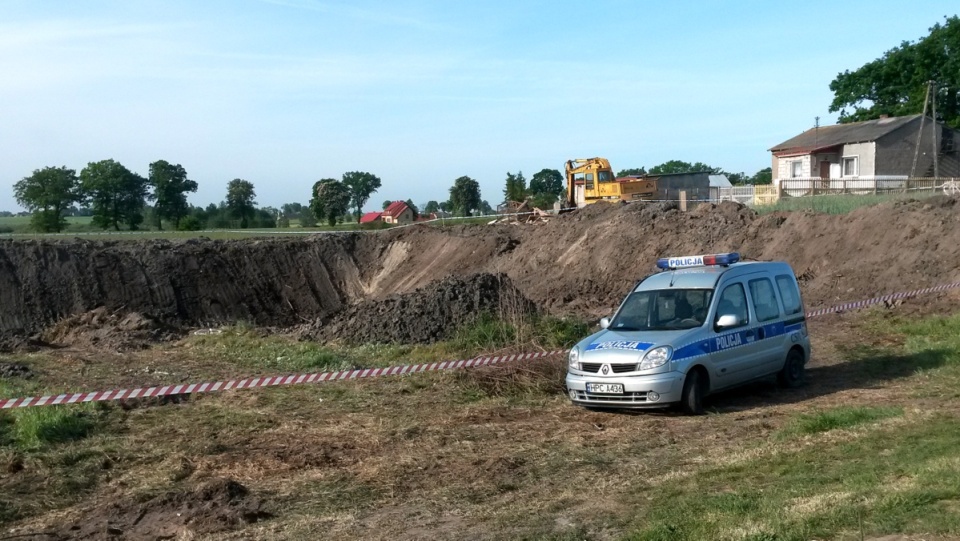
571;390;649;403
580;362;638;374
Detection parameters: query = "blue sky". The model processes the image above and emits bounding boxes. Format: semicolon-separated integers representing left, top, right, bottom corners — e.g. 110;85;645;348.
1;1;956;212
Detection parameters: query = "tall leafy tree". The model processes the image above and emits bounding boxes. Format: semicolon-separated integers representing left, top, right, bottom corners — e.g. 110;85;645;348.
148;160;197;229
616;167;647;177
342;171;382;222
423;200;440;214
503;171;527;203
13;166;81;232
449;176;481;216
529;168;564;209
80;159;148;231
314;180;351;227
309;178;337;223
225;178;257;228
829;16;959;128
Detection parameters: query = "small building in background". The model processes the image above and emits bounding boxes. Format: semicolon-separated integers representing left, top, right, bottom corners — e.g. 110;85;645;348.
359;211;383;224
382;201;414;224
708;174;733;201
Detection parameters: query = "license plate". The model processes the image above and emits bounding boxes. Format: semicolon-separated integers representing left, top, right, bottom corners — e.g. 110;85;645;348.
586;383;624;394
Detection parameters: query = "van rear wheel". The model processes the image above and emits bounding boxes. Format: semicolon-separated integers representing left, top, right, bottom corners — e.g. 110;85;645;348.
778;349;805;388
680;369;705;415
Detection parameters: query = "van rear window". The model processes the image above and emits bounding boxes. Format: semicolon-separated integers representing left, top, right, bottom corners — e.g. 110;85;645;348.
775;274;803;315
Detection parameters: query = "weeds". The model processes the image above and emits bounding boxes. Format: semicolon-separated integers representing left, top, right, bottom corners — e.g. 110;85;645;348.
779;406;903;437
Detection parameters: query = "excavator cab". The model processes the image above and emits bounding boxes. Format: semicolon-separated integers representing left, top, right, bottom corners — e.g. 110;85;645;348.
564;158;656;208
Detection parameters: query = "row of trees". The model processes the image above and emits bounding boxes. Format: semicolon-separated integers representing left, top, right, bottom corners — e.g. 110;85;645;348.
13;159;776;232
13;160;200;233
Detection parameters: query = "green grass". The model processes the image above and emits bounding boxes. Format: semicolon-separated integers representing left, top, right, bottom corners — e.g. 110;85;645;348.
186;314;589;374
755;190;942;215
627;415;960;541
624;311;960;541
779;405;904;437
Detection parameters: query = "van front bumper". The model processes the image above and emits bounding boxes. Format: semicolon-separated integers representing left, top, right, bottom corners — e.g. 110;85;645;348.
565;371;685;409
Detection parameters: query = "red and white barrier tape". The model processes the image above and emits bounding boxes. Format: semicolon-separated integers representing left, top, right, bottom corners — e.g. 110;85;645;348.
803;280;960;318
3;280;959;410
0;350;564;409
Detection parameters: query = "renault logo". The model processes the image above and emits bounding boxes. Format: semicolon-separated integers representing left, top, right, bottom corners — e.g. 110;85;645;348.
601;364;610;375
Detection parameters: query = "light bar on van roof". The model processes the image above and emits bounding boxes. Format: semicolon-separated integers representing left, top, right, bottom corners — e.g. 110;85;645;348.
656;252;740;270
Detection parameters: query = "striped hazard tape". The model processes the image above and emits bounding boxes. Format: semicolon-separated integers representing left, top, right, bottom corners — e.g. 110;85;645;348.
803;280;960;318
0;350;564;409
2;279;959;409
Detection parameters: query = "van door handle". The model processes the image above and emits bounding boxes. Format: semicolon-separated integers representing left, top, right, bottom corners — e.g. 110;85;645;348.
757;327;765;340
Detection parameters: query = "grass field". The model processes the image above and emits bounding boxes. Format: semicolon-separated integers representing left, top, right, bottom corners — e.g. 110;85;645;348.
2;307;960;539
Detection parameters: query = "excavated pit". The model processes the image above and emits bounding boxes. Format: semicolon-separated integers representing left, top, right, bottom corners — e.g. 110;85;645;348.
1;196;959;349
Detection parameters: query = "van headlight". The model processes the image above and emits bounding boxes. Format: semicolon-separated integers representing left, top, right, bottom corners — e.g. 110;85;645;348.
639;346;672;370
568;347;580;370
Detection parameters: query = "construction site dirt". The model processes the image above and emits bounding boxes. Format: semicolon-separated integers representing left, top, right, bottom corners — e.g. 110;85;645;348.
1;197;959;350
2;197;960;540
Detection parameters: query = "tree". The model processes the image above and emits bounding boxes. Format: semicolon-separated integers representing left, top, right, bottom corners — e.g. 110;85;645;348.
13;166;81;233
750;167;773;185
148;160;197;230
617;167;647;177
503;171;527;203
529;168;564;197
309;179;336;222
449;176;481;216
648;160;720;175
80;159;148;231
424;200;440;214
342;171;382;222
528;168;564;209
225;179;256;228
281;202;303;218
382;199;392;210
405;199;419;219
314;180;351;227
479;200;494;215
829;16;959;128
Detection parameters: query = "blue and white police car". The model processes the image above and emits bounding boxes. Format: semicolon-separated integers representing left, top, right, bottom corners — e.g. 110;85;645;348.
565;253;810;414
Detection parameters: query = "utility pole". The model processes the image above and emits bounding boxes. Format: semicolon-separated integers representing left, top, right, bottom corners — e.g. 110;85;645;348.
931;81;939;178
910;81;933;178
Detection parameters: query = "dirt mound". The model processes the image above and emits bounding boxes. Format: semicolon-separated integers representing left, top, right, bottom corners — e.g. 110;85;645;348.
40;307;182;351
0;362;33;379
1;196;959;347
60;477;271;539
297;272;537;344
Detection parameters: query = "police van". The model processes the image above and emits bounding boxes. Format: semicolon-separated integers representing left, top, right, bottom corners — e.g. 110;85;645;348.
565;253;809;414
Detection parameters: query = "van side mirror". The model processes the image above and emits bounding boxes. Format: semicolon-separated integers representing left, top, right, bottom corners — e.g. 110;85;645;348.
715;314;740;329
599;317;611;329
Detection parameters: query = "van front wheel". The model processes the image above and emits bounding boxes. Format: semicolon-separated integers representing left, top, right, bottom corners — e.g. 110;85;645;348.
680;369;705;415
778;349;805;388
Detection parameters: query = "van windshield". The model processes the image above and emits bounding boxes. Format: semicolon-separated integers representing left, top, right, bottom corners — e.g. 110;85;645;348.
609;289;714;331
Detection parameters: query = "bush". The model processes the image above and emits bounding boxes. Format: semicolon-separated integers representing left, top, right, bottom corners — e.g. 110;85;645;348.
178;216;204;231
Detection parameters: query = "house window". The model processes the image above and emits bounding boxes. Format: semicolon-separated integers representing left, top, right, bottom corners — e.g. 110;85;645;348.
790;161;803;178
842;156;858;177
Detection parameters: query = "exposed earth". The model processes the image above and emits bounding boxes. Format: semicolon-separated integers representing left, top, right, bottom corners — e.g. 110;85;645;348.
1;197;959;350
2;197;960;540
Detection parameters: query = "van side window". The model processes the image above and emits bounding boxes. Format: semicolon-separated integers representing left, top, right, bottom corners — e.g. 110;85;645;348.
775;274;803;315
715;283;749;327
748;278;780;321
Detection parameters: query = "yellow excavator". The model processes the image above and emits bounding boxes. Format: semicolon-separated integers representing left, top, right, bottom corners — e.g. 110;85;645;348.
563;157;656;209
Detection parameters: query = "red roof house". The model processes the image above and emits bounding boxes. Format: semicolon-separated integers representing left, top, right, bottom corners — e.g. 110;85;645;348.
382;201;414;224
359;211;383;224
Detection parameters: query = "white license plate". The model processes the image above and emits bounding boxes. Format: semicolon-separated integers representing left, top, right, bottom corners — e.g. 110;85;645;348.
586;383;624;394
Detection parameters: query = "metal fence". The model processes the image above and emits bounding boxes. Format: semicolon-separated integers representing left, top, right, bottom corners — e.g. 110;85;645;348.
777;176;959;197
716;177;960;206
